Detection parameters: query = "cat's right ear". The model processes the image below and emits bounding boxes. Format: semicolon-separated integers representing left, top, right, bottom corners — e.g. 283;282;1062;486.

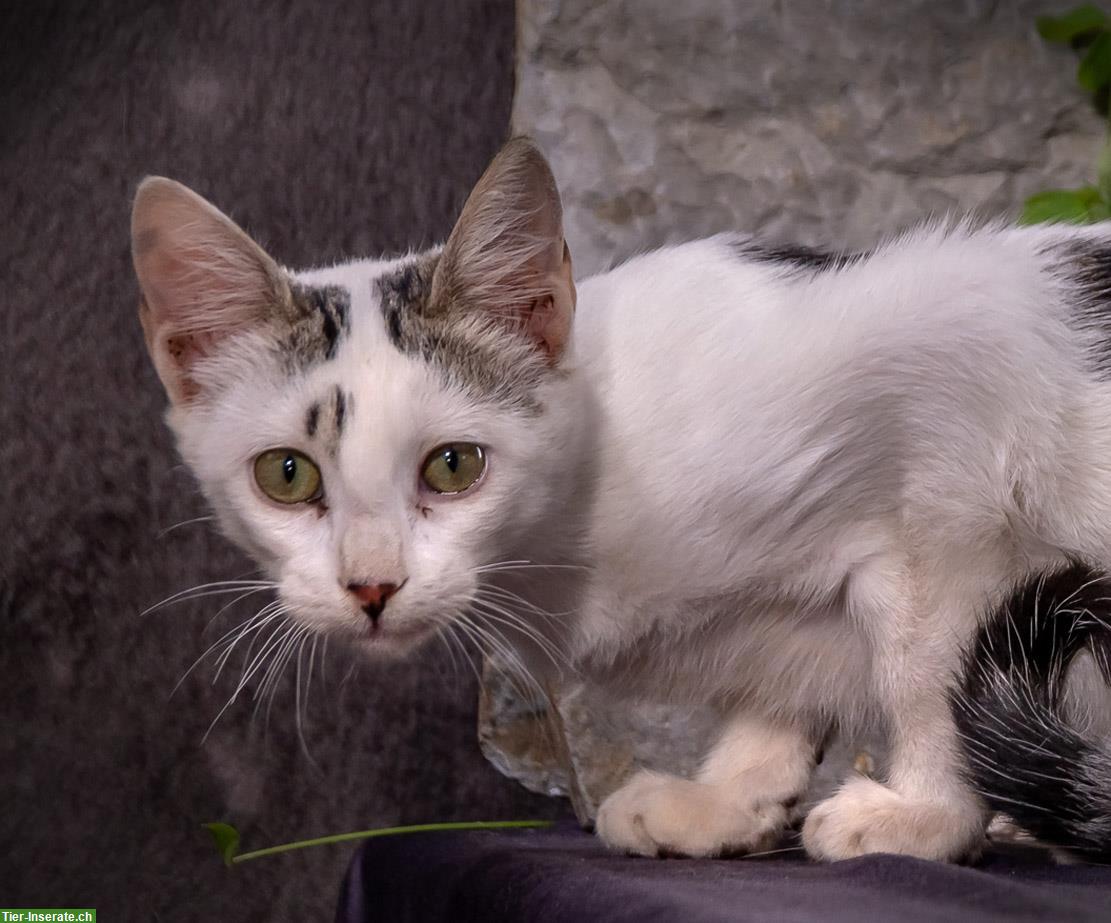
131;178;287;405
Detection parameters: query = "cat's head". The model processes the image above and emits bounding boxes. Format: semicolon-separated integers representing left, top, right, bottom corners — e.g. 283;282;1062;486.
132;139;585;659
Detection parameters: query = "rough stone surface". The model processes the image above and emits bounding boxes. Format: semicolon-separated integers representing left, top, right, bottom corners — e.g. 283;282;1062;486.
514;0;1105;276
479;655;729;823
479;0;1103;819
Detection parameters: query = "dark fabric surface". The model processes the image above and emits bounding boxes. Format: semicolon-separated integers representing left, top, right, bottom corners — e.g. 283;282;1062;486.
336;823;1111;923
1;2;569;920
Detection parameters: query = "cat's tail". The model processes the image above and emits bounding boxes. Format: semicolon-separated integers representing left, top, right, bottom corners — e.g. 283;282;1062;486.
951;562;1111;860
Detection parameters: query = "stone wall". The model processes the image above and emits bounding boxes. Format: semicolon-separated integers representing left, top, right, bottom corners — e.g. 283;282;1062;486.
514;0;1104;275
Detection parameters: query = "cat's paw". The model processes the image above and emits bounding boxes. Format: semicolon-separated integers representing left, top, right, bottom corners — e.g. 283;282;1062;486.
801;776;985;862
595;769;787;858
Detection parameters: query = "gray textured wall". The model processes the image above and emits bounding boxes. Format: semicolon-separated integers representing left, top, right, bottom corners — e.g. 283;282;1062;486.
515;0;1105;275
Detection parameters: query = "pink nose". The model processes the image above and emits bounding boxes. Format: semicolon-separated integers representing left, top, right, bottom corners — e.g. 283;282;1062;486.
347;582;401;623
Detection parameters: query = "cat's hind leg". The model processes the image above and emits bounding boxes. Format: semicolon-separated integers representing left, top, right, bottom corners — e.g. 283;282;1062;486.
595;713;816;858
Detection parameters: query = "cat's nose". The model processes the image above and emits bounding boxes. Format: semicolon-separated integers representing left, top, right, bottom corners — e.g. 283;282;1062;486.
347;581;401;624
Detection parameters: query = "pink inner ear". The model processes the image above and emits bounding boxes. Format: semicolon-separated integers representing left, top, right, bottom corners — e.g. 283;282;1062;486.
523;295;564;361
165;328;222;366
165;329;233;402
143;239;269;337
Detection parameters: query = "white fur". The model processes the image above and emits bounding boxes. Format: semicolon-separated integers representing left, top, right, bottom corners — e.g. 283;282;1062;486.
166;218;1111;862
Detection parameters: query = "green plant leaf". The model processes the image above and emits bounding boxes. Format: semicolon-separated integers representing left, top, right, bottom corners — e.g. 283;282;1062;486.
1088;197;1111;220
204;819;554;867
1098;131;1111;202
1079;31;1111;90
1037;4;1108;43
203;822;241;867
1020;186;1103;224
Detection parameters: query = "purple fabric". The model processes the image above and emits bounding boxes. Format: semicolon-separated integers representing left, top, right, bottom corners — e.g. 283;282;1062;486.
335;822;1111;923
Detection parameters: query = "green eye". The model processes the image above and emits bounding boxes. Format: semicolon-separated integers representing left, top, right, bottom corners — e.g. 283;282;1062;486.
421;443;486;494
253;449;322;504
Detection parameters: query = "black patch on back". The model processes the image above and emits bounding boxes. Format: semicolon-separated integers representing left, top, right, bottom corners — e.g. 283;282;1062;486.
952;562;1111;858
305;402;320;438
734;239;860;273
1051;239;1111;377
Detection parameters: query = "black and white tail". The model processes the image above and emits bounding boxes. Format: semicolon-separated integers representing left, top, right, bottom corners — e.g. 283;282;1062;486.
951;562;1111;860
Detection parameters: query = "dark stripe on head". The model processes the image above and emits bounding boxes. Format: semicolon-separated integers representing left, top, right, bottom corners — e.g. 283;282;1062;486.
1050;238;1111;378
733;239;860;274
279;283;352;372
377;251;545;413
305;402;320;438
334;385;347;436
304;384;352;457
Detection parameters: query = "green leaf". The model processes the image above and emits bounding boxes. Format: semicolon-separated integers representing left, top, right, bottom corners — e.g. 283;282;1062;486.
1088;197;1111;220
1037;4;1108;43
1079;31;1111;90
203;822;241;867
1098;131;1111;202
205;819;553;867
1020;187;1103;224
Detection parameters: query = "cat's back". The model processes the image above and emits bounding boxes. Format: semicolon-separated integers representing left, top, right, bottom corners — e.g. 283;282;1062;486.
572;222;1111;417
572;223;1111;600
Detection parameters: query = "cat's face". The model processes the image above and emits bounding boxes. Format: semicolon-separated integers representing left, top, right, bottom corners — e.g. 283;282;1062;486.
133;139;581;658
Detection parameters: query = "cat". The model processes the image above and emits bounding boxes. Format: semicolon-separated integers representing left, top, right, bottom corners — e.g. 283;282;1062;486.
131;136;1111;863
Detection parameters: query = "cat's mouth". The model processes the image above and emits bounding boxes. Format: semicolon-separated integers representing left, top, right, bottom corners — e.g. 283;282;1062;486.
356;616;436;656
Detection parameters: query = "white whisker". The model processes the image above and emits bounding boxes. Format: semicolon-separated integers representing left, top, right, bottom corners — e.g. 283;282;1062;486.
456;614;547;710
474;560;590;575
471;599;566;673
156;515;216;538
212;607;287;681
170;603;283;697
293;630;322;773
203;586;277;632
141;579;276;617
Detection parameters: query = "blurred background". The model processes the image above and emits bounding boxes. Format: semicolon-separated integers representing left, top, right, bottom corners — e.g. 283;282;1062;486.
2;2;561;920
1;1;1103;919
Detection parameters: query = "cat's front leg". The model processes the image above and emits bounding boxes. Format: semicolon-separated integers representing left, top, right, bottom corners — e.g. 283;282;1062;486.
595;713;816;858
802;557;989;862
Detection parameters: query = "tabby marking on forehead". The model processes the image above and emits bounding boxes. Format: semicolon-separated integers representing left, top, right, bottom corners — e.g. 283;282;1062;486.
278;282;352;372
334;385;348;438
376;253;545;413
304;384;353;457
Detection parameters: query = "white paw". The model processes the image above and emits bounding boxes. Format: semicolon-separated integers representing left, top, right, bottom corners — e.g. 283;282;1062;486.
595;769;787;858
802;776;985;862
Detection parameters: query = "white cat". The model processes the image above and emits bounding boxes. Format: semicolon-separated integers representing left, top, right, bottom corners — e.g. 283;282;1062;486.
131;137;1111;863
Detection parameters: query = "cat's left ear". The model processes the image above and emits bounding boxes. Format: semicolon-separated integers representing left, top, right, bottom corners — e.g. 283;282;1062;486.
430;137;575;363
